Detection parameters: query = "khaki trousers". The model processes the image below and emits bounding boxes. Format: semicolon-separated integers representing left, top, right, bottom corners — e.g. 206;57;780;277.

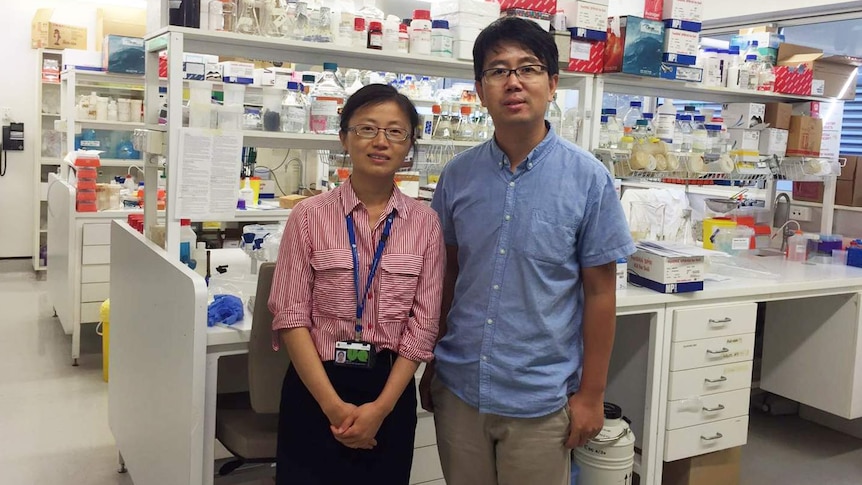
431;378;571;485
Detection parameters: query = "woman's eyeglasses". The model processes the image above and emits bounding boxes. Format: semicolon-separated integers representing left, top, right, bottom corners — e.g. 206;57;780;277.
348;124;412;142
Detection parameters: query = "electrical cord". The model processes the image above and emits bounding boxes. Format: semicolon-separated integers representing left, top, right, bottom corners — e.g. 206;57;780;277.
1;149;7;177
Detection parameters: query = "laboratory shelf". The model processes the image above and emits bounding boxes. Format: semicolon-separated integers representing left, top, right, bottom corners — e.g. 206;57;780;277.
76;120;146;130
600;72;833;104
41;158;62;165
65;158;143;169
146;26;592;87
42;112;60;117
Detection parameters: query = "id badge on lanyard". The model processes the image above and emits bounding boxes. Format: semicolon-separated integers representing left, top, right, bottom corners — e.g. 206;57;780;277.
333;210;395;370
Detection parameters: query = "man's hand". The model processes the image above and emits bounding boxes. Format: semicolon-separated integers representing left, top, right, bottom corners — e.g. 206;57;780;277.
418;362;436;412
565;390;605;448
331;401;388;449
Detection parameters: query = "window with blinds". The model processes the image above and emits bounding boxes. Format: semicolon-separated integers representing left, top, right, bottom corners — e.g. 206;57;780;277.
840;76;862;155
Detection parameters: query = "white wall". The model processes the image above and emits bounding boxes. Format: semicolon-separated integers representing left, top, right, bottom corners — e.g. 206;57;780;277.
703;0;862;27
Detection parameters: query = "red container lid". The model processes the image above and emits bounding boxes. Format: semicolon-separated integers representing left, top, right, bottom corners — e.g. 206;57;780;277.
399;24;407;33
369;21;382;31
181;219;191;226
354;17;366;30
413;9;431;20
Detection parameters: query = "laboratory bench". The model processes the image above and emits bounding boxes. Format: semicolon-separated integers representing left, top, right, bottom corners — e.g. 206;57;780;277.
108;221;862;485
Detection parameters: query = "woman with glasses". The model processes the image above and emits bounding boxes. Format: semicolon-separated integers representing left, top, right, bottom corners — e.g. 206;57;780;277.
269;83;445;484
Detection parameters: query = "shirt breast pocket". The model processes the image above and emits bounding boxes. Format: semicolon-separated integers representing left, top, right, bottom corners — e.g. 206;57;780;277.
310;248;355;320
525;209;578;265
377;253;423;322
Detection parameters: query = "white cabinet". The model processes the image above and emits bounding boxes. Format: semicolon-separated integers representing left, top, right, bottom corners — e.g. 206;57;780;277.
667;361;753;401
33;49;63;272
672;304;757;342
669;334;755;371
664;416;749;462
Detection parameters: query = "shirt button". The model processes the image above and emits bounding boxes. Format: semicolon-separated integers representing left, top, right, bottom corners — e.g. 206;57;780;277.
493;284;500;290
499;249;506;255
504;215;511;221
481;355;488;361
527;162;533;169
509;181;515;187
486;318;493;324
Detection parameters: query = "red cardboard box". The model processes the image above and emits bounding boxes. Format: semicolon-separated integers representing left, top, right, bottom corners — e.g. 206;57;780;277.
792;181;824;203
567;38;605;73
608;0;663;21
498;0;557;14
774;66;813;96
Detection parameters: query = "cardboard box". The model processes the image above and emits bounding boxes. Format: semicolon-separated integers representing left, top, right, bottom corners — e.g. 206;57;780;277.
96;7;146;51
759;128;788;157
558;1;608;32
431;0;501;17
774;65;813;96
103;35;145;74
500;9;553;31
820;130;841;161
812;54;861;100
662;447;741;485
728;129;761;162
567;38;606;73
838;155;857;181
32;8;87;50
63;49;103;71
792;100;844;132
498;0;557;14
722;103;765;129
604;16;665;77
608;0;663;21
764;102;792;130
434;12;498;30
628;248;704;294
221;61;255;84
792;181;824;203
836;180;854;207
739;24;779;34
659;62;702;82
853;166;862;207
279;195;308;209
662;28;698;65
662;0;703;32
787;115;823;157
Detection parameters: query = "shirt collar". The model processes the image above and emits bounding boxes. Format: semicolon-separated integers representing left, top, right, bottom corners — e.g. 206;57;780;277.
339;177;409;220
490;121;558;171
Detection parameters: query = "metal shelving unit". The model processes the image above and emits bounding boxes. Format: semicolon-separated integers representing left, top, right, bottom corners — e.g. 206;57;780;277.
33;48;63;271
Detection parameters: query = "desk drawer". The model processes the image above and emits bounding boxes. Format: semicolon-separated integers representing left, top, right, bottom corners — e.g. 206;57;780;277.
410;444;443;485
81;302;102;323
82;245;110;265
664;415;749;461
81;264;110;284
81;282;110;303
673;303;757;342
670;334;755;371
83;223;111;246
668;361;753;400
666;388;750;430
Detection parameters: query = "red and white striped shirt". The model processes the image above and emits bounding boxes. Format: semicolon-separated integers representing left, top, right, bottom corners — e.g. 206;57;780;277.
268;179;445;362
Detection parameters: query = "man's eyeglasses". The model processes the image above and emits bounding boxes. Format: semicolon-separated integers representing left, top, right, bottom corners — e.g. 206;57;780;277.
481;65;549;85
348;124;412;142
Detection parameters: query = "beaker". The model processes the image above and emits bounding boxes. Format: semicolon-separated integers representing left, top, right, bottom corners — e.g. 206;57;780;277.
189;81;213;128
628;202;666;241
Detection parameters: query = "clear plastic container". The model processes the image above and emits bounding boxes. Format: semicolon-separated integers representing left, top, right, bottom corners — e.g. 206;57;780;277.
281;81;307;133
641;112;655;136
757;59;775;92
432;102;453;139
787;231;807;261
357;0;384;22
236;0;261;35
454;105;475;141
692;115;708;152
309;62;346;135
622;101;643;129
431;19;453;58
744;55;760;90
292;1;309;40
677;114;693;152
602;108;622;149
546;94;562;134
705;123;723;156
189;81;213;128
598;115;610;148
262;86;283;132
632;119;649;144
219;83;245;130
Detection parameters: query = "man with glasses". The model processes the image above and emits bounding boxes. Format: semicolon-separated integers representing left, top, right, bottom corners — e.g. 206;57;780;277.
423;17;635;485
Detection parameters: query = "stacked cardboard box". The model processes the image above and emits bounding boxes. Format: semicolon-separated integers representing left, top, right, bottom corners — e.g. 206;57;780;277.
661;0;702;66
431;0;501;60
558;1;609;72
604;15;665;77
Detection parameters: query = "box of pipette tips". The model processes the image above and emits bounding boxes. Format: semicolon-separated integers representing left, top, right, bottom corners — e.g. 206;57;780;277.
628;248;704;293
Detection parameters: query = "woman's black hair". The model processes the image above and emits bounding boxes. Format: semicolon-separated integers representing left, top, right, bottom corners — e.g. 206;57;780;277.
339;83;420;138
472;17;559;82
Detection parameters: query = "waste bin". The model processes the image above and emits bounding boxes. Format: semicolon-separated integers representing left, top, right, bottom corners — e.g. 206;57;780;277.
98;299;110;382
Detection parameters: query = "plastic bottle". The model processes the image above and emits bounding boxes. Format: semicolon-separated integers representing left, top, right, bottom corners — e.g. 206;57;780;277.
281;81;307;133
352;16;367;49
357;0;384;22
602;108;622;149
546;93;563;134
208;0;237;32
417;76;434;99
622;101;643;129
432;102;453;139
599;115;610;148
787;231;807;261
744;40;760;62
309;62;346;134
642;112;655;136
398;24;409;53
702;48;721;87
677;114;694;152
367;21;383;49
301;73;316;95
239;177;255;208
726;57;750;90
409;9;432;56
692;115;708;152
722;46;740;87
757;58;775;92
656;99;676;144
744;55;760;90
632;119;649;144
192;242;208;277
180;219;197;266
454;105;475;141
431;19;453;58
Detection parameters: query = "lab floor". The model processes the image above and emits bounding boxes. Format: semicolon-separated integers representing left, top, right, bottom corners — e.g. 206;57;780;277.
1;258;861;485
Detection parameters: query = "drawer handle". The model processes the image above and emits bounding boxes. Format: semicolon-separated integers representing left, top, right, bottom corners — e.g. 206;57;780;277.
704;376;728;384
708;317;732;325
706;347;730;355
702;404;726;412
700;432;723;441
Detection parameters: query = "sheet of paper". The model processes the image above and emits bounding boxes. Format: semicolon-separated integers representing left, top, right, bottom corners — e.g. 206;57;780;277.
175;128;243;220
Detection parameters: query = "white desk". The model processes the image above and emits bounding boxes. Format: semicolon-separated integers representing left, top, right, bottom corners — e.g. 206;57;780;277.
108;222;862;485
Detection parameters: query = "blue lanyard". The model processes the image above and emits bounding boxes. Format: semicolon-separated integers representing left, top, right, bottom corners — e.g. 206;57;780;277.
347;210;395;340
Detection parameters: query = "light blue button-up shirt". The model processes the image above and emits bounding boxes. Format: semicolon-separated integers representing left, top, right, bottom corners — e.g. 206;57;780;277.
431;127;635;418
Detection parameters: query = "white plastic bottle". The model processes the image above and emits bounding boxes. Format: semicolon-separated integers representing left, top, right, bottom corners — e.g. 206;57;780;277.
431;19;453;58
180;219;197;266
656;99;676;144
192;242;208;277
240;177;255;208
744;55;760;90
382;15;400;52
692;115;708;152
409;9;432;56
622;100;643;129
309;62;346;135
677;114;694;152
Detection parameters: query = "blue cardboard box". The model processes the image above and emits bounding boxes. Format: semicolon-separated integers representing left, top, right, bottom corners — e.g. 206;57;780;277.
604;16;665;78
102;35;145;74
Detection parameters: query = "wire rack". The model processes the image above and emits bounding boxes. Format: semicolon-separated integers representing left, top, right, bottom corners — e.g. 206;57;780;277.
595;148;772;182
777;157;843;181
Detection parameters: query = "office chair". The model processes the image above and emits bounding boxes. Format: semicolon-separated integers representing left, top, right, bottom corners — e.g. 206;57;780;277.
215;262;291;476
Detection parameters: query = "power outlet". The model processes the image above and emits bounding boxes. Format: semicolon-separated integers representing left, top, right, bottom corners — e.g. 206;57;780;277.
790;205;812;221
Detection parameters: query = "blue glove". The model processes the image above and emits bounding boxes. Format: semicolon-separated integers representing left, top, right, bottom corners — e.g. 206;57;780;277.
207;294;244;327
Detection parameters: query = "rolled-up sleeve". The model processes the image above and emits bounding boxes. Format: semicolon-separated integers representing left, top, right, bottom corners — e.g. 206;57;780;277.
268;203;314;350
398;215;445;362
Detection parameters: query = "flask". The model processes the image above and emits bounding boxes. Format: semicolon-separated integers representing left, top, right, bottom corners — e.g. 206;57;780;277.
235;0;260;35
309;62;346;135
432;102;453;139
281;81;307;133
409;9;432;56
454;105;475;141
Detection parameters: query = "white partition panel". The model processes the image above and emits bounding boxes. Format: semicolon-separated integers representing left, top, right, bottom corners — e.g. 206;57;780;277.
109;222;208;485
47;173;75;335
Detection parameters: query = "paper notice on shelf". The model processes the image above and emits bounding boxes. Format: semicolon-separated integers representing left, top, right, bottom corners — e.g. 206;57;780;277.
174;128;243;220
